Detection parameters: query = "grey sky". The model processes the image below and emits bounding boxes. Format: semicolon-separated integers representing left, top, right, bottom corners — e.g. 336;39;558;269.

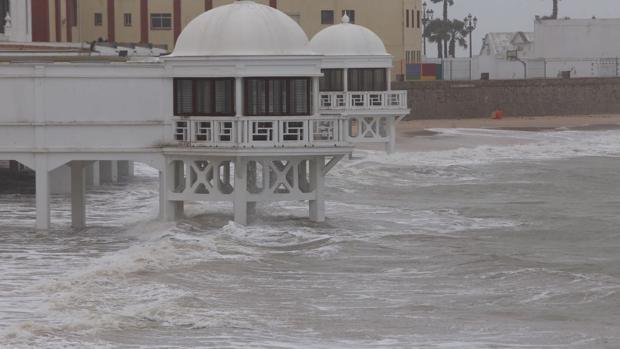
424;0;620;57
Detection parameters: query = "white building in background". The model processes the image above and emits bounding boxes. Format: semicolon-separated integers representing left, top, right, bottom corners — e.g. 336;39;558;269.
468;17;620;80
477;31;535;80
0;1;409;230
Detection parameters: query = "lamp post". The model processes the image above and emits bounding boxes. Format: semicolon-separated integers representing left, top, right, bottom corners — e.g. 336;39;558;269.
464;13;477;79
464;13;478;59
421;2;434;58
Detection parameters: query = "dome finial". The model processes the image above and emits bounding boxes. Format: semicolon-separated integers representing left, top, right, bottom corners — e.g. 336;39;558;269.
341;13;350;24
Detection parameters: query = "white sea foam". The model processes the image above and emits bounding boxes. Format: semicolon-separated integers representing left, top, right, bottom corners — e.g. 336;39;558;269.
349;129;620;168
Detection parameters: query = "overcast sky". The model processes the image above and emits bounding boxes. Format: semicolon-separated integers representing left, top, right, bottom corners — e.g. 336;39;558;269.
425;0;620;57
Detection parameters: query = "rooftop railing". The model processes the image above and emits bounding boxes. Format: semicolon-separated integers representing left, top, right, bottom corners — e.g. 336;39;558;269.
319;90;408;112
174;116;348;148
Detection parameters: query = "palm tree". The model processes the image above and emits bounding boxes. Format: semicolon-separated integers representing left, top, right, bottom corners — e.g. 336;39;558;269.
424;19;451;58
430;0;454;55
447;19;468;58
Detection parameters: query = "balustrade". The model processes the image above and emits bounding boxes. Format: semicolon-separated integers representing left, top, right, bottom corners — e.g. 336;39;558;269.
174;116;347;148
319;90;408;111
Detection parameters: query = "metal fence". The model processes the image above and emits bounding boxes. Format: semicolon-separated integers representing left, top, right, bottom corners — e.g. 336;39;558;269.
408;57;620;81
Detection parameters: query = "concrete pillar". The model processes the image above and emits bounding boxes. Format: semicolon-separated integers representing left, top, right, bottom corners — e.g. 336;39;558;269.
92;161;100;186
233;158;248;225
111;160;119;183
386;117;396;154
70;161;86;229
159;160;182;221
35;157;50;231
309;157;325;222
99;161;111;183
127;161;135;178
173;161;184;218
247;161;257;217
8;160;19;176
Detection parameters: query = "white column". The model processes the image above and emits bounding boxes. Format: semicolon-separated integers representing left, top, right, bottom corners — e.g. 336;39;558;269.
159;160;182;221
343;68;349;92
70;161;86;229
233;158;248;225
312;76;320;115
309;157;325;222
247;160;257;217
92;161;101;186
386;117;397;154
387;68;392;90
111;160;119;183
173;160;184;218
127;161;135;178
35;156;50;231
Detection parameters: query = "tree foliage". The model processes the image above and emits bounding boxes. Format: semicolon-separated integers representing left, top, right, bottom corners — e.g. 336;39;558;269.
424;0;468;58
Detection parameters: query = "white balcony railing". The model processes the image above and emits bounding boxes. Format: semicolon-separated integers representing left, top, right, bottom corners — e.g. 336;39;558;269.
319;90;408;112
174;116;349;148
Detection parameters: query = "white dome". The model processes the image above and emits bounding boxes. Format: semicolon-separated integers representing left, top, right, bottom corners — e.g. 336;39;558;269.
310;16;389;56
171;1;313;56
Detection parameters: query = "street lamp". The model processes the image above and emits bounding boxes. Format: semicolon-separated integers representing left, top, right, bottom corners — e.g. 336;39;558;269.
421;2;434;58
464;13;478;58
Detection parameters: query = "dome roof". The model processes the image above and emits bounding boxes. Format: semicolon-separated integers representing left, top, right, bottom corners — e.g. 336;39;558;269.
310;15;389;56
171;1;313;57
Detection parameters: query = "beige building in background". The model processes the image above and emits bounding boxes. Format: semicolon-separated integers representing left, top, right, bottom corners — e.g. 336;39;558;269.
33;0;422;78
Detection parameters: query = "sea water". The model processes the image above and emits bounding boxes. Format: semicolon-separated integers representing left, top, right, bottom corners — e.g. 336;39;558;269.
1;128;620;348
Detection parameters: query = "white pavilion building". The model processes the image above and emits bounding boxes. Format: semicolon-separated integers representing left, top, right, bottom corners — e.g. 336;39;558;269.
0;0;409;230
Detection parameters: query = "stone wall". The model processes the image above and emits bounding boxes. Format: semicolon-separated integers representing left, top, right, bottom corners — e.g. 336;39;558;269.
392;77;620;119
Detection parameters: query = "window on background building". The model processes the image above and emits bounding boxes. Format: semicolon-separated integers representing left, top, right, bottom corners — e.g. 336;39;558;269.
173;78;235;116
94;13;103;26
245;78;311;116
319;69;344;91
71;0;78;27
151;13;172;30
406;10;410;28
321;10;334;25
417;10;421;28
124;13;132;27
342;10;355;23
0;0;8;34
348;68;387;91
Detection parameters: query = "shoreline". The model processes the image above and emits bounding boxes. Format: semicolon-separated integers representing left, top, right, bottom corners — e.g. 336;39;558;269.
400;114;620;133
358;114;620;153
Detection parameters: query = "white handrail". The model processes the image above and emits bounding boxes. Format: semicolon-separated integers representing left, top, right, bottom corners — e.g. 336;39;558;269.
319;90;408;111
174;116;348;148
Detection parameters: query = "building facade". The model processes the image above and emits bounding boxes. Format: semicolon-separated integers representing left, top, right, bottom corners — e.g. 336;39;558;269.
27;0;422;79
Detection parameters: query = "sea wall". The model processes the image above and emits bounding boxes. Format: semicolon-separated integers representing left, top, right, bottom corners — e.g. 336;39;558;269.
392;77;620;119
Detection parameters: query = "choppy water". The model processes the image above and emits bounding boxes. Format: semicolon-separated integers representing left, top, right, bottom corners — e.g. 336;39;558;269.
1;128;620;348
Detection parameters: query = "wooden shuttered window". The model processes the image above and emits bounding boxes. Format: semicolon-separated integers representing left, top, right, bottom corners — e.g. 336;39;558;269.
348;68;387;91
173;78;235;116
244;77;311;116
319;69;344;92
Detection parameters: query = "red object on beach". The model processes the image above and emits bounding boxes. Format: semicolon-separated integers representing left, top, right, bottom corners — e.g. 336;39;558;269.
492;109;504;120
